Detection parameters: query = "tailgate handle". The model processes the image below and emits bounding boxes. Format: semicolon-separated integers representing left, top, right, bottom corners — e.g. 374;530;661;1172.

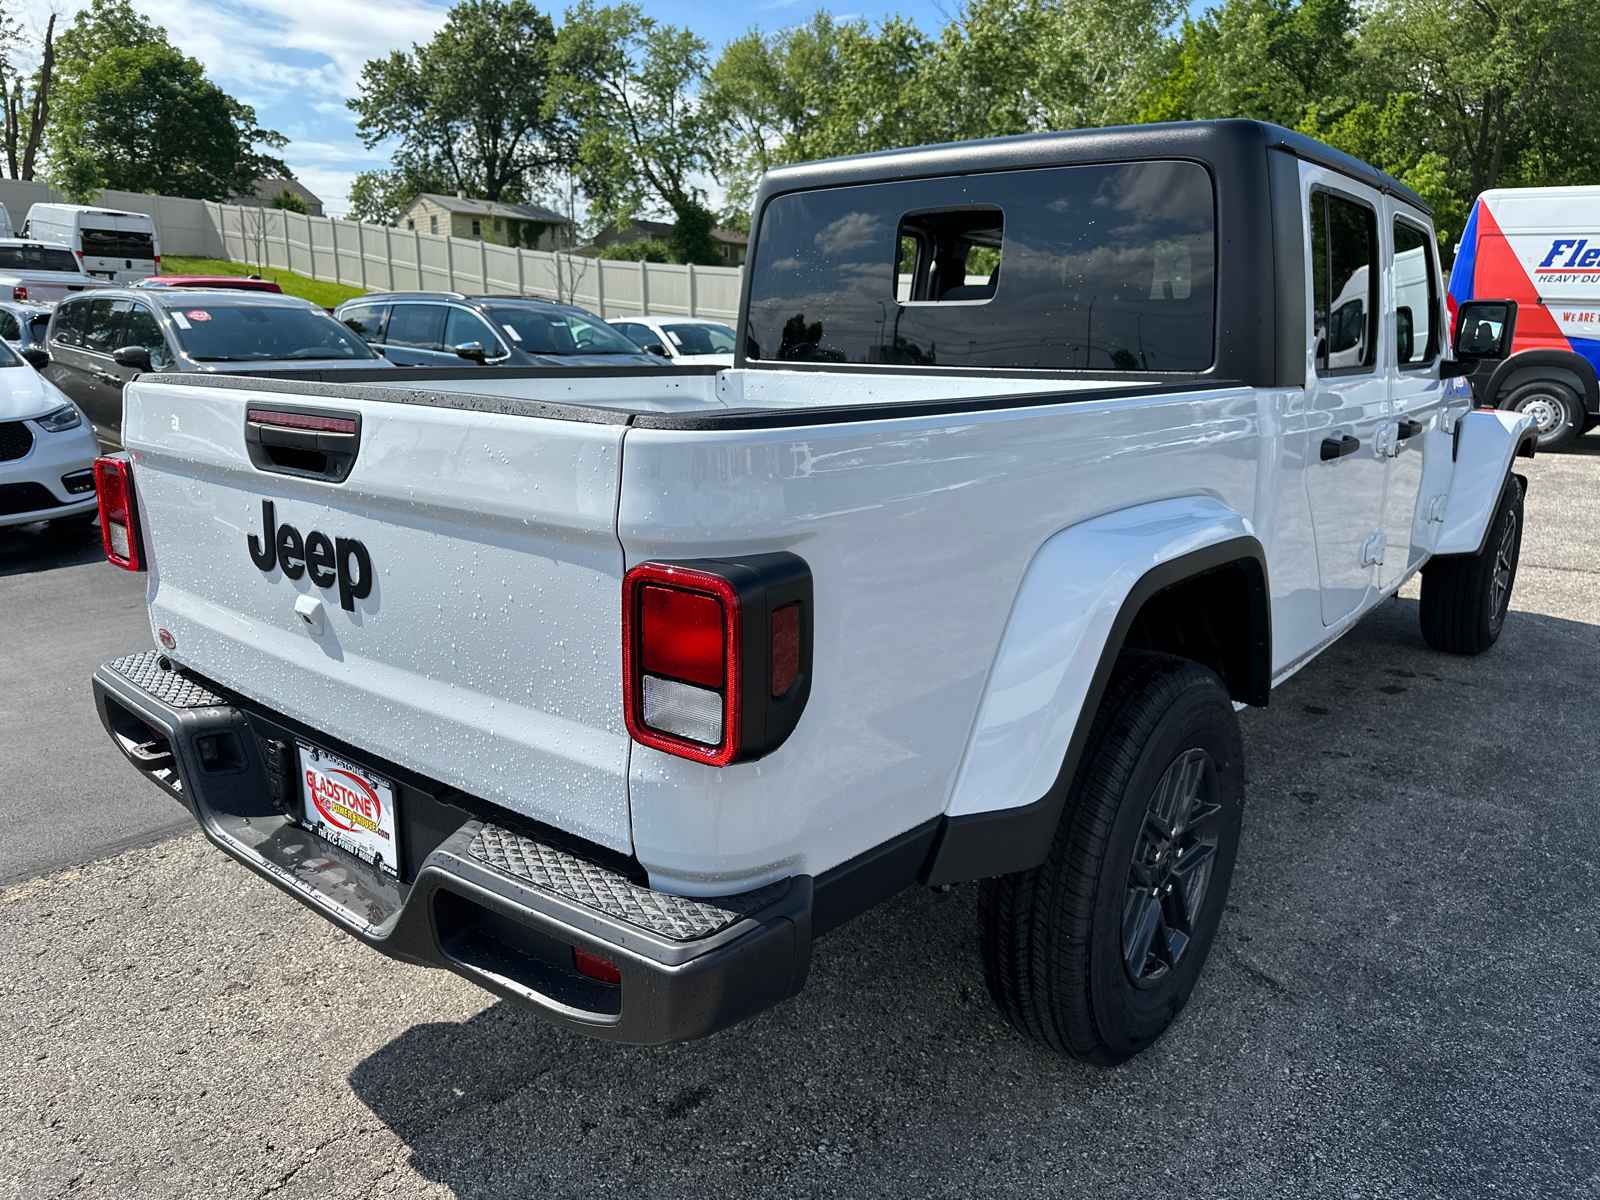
245;406;361;483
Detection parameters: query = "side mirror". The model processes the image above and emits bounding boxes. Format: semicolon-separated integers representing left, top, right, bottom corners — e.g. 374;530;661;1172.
20;347;48;370
643;342;670;358
1453;300;1517;360
453;341;488;365
1439;358;1476;379
112;345;152;371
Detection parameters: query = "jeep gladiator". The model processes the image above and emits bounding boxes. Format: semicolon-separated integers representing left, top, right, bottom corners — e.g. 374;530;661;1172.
91;120;1536;1063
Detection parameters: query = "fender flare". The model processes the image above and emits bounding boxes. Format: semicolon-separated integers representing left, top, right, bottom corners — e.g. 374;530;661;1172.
1484;349;1600;417
921;497;1268;886
1435;409;1537;558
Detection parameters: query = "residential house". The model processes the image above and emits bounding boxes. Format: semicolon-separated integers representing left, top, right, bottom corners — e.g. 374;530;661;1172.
589;218;748;266
231;177;324;217
396;192;576;252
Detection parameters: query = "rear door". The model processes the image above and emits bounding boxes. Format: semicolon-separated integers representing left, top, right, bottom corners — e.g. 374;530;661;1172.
121;379;636;852
378;302;450;366
1302;169;1390;624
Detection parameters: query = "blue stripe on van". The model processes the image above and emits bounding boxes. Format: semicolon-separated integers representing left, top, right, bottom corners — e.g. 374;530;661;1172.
1448;200;1481;305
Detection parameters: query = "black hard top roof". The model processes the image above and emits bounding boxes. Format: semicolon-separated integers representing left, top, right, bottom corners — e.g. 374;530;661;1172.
755;118;1429;215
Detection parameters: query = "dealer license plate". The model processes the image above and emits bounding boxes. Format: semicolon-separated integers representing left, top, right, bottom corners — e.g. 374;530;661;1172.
298;743;400;877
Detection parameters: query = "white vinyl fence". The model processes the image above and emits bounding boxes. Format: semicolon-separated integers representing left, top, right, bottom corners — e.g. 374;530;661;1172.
0;178;744;321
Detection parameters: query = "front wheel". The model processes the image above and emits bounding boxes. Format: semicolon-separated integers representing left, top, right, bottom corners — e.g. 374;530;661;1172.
1503;380;1583;451
978;651;1245;1065
1418;474;1524;655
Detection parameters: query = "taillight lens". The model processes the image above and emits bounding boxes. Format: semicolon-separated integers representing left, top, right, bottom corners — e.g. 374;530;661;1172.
623;565;741;765
622;555;813;767
11;286;25;301
572;947;622;984
94;455;144;570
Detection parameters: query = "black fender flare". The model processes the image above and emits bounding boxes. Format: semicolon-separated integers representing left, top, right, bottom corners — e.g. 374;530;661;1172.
1484;349;1600;417
920;536;1270;885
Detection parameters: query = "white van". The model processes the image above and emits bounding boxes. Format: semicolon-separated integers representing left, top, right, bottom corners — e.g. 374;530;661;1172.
22;203;159;283
0;204;13;239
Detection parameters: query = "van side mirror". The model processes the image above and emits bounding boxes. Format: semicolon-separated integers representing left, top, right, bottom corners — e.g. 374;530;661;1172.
112;345;152;371
1453;300;1517;360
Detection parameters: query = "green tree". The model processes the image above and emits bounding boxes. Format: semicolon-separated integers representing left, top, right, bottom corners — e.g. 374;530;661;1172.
349;0;565;204
346;163;451;224
550;1;722;264
47;0;285;200
268;187;307;213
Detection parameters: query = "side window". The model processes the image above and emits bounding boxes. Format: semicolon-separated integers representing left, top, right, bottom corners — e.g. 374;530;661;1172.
443;307;507;356
82;299;131;354
615;322;652;347
1392;219;1440;367
385;304;446;351
0;311;19;341
1311;191;1378;374
122;305;171;368
52;300;86;347
340;303;389;343
895;207;1004;303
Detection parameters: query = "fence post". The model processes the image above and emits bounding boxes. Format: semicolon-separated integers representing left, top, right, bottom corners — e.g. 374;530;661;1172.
386;228;395;291
280;212;292;273
517;248;526;296
413;229;422;290
595;258;605;316
357;223;368;290
328;220;338;284
639;260;649;316
687;263;697;316
445;236;455;291
480;238;488;292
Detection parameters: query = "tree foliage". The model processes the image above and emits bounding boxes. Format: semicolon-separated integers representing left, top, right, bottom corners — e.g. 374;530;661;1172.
47;0;286;201
550;1;723;264
350;0;565;208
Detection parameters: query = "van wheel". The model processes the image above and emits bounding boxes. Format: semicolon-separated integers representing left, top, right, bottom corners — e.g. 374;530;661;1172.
1502;380;1583;451
1418;474;1523;655
977;651;1245;1065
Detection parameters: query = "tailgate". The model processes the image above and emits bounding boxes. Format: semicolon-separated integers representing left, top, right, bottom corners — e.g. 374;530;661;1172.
122;379;633;853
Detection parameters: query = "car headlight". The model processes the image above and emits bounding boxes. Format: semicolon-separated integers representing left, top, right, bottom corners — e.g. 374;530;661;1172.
35;404;82;432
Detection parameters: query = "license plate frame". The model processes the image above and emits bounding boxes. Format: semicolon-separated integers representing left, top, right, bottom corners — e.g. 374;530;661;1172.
297;742;400;877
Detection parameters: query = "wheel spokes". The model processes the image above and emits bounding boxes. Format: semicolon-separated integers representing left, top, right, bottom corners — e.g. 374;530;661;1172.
1123;887;1162;972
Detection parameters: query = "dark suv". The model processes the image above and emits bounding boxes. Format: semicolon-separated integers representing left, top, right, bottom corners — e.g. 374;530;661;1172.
333;293;662;368
44;288;389;439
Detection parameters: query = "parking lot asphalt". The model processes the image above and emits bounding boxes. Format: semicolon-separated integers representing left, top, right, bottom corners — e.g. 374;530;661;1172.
0;518;188;886
2;443;1597;1200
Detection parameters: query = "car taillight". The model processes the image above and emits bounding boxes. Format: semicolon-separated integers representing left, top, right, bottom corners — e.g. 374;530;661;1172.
11;286;24;301
572;947;622;984
94;455;145;571
153;255;161;273
622;554;812;766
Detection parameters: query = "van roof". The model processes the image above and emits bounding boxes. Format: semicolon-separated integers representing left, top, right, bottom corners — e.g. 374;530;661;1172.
25;203;154;219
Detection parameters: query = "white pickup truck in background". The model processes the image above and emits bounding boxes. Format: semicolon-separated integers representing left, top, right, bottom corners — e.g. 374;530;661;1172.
91;119;1534;1064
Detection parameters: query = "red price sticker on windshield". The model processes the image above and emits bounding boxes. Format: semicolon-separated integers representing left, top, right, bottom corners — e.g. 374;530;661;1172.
186;310;211;321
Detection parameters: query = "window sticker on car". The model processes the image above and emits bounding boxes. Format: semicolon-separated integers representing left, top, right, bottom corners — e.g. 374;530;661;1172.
667;331;683;346
171;311;191;329
502;322;523;341
186;310;211;322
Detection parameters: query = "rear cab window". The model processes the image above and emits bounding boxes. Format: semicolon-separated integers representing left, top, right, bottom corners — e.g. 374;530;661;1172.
744;161;1216;371
0;245;80;272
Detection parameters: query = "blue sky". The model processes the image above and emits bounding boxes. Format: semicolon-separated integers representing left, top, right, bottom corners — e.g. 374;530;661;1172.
12;0;969;217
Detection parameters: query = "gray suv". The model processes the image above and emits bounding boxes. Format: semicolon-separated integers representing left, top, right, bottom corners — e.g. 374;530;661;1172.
44;288;390;439
333;292;662;368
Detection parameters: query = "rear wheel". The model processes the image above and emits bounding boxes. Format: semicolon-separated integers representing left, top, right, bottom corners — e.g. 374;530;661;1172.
1418;475;1523;655
978;651;1245;1065
1503;380;1583;451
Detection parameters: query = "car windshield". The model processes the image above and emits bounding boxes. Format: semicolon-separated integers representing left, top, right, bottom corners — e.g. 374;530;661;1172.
488;305;643;355
169;303;379;362
661;323;736;355
0;245;80;272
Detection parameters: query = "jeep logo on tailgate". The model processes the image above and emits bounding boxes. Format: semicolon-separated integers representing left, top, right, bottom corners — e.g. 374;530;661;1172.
248;499;373;611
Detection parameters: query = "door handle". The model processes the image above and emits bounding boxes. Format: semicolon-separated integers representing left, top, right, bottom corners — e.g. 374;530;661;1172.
1397;418;1424;439
95;371;121;386
1320;434;1361;461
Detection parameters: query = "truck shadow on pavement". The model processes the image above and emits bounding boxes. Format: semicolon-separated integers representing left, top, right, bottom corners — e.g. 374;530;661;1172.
346;596;1599;1200
0;516;104;576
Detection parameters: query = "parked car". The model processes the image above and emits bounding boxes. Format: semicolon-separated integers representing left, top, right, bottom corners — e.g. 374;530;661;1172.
23;203;160;283
0;335;98;529
0;239;114;304
91;120;1534;1064
133;274;283;294
608;315;736;365
1447;184;1600;450
0;298;56;357
44;288;392;439
334;292;662;367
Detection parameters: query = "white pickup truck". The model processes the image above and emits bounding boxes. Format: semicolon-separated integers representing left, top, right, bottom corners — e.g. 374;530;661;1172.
91;120;1535;1064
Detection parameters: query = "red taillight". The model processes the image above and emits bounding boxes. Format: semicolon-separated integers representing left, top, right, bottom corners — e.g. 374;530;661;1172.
572;947;622;985
11;286;24;301
153;255;161;273
623;564;742;766
623;555;814;767
94;456;144;570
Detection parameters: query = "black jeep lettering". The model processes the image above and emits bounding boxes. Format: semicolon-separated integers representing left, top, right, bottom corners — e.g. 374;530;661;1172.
248;499;372;612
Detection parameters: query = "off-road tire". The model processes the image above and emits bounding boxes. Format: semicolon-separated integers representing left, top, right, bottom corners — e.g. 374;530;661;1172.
978;651;1245;1065
1503;380;1583;452
1418;474;1524;655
